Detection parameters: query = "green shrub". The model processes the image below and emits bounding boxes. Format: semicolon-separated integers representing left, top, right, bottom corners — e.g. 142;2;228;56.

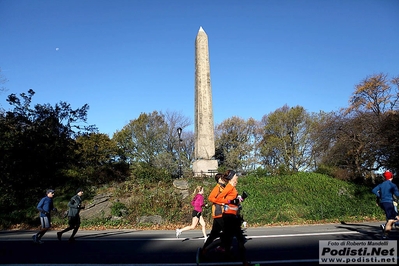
248;167;271;177
315;164;336;177
131;163;172;182
111;201;128;217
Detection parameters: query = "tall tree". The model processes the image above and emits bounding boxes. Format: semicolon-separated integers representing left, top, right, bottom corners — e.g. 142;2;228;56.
163;110;193;175
308;111;338;171
113;111;168;165
74;133;129;184
319;73;399;180
380;111;399;173
112;111;193;179
259;105;314;172
215;116;256;172
346;73;397;116
0;90;95;211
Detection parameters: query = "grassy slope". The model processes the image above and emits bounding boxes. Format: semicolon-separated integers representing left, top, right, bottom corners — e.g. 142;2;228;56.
237;172;383;226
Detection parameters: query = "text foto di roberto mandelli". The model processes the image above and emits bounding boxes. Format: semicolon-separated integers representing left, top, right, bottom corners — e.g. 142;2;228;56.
327;240;392;246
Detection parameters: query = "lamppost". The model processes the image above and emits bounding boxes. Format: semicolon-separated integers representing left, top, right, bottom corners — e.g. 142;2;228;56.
288;131;297;172
177;127;182;178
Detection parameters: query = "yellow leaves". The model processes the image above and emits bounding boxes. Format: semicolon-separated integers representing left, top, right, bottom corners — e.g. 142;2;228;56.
347;73;394;115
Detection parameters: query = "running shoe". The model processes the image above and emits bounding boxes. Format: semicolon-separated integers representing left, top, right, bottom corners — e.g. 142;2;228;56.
176;229;181;238
32;235;43;244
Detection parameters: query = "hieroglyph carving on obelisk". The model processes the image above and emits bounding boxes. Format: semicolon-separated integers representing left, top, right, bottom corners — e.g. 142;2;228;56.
194;26;215;160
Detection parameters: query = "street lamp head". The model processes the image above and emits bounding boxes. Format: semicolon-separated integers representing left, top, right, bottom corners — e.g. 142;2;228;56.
177;127;182;138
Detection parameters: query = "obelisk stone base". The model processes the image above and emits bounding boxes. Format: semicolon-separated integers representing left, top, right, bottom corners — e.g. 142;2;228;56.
193;159;218;177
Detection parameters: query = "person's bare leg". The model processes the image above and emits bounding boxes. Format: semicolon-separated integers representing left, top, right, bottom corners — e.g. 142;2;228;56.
199;216;207;238
385;219;395;232
383;219;395;238
180;217;199;232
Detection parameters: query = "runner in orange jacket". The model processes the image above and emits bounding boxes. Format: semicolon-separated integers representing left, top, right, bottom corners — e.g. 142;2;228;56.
201;173;226;253
214;170;247;264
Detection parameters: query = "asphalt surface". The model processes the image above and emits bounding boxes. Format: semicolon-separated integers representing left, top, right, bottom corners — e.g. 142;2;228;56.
0;221;398;266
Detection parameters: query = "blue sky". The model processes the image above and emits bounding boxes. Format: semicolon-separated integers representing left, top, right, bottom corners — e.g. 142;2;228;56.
1;0;398;137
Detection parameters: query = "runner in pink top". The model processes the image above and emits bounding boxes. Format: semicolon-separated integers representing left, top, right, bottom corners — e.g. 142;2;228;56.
176;186;208;241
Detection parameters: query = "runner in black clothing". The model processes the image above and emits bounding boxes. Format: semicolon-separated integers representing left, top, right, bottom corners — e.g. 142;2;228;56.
57;188;85;242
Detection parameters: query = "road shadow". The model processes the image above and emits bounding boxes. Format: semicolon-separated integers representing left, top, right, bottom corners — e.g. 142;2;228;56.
336;221;399;240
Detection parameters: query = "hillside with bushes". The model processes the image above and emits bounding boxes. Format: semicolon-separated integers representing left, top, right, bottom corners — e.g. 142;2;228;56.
4;172;384;230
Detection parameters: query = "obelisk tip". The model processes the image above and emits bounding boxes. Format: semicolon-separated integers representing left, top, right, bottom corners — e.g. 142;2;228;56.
199;26;204;32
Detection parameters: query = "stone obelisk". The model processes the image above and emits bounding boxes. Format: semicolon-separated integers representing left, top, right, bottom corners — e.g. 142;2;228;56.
193;27;218;176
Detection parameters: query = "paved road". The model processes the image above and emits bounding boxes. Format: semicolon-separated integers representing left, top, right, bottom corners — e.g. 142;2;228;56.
0;222;397;265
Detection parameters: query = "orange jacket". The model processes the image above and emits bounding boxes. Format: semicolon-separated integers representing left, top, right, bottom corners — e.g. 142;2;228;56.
214;183;239;215
208;184;225;218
